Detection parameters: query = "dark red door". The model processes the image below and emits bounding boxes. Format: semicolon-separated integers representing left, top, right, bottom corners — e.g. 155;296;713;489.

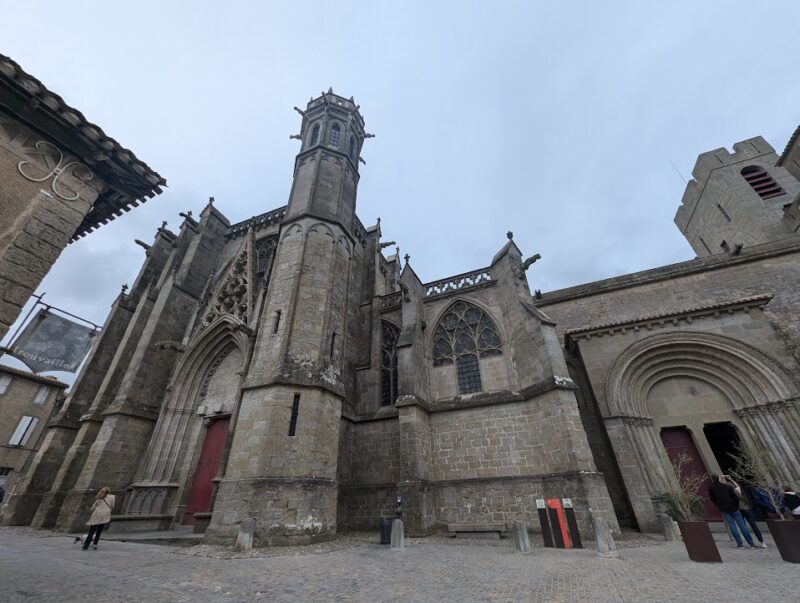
659;427;721;521
183;418;229;524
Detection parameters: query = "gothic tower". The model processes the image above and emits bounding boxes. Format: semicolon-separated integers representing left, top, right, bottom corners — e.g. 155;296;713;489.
206;90;368;545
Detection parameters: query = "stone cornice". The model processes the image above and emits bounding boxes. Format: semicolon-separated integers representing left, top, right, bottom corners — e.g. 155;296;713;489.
538;238;800;306
566;294;773;343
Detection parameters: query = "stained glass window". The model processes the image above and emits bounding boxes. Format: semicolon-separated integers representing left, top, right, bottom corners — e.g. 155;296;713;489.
432;301;503;394
381;321;400;405
309;123;320;146
329;124;340;147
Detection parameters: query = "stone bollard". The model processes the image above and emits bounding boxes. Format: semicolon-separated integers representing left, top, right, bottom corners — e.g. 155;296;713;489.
594;517;618;559
512;520;531;554
235;517;255;551
390;518;405;550
658;514;681;542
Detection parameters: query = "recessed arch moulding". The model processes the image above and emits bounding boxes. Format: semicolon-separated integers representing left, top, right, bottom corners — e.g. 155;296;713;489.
597;330;800;530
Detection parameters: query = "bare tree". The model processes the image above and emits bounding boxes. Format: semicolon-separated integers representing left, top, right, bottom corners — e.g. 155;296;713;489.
652;451;707;522
727;443;785;520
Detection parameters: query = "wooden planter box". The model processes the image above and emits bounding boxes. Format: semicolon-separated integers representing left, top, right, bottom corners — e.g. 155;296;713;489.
677;521;722;563
767;520;800;563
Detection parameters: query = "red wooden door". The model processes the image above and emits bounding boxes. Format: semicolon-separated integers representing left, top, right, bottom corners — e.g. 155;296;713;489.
659;427;721;521
183;418;229;524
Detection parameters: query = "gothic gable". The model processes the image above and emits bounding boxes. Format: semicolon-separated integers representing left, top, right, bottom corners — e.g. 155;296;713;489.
202;234;254;327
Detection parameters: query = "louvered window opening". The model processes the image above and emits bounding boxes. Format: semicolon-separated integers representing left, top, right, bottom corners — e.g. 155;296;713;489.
380;321;400;406
432;301;503;395
741;166;785;200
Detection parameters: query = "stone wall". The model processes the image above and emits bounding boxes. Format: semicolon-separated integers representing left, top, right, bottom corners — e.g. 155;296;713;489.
0;110;105;339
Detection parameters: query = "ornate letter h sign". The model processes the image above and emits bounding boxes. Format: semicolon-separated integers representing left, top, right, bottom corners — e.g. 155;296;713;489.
18;140;93;201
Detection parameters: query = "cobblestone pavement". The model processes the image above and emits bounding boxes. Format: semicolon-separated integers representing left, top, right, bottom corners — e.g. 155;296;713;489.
1;528;798;602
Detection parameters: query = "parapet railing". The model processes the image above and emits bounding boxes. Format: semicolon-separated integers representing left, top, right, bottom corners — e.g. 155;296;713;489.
425;268;494;298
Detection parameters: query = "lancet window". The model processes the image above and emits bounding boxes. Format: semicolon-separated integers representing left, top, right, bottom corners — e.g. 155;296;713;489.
348;136;355;159
432;301;503;395
309;123;320;146
380;321;400;406
329;123;340;147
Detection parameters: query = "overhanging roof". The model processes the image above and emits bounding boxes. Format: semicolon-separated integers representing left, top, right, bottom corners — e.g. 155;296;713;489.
0;54;166;240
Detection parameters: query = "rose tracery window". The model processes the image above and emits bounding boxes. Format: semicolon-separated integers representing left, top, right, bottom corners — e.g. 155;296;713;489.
381;321;400;406
432;301;502;395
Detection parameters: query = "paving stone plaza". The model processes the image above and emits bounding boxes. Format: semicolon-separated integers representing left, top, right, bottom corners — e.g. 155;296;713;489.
1;527;798;602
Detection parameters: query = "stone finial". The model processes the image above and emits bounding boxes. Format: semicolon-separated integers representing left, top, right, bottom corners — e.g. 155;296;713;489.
404;253;410;265
376;217;381;225
507;231;514;240
121;283;129;294
328;86;333;94
208;196;214;205
160;220;168;230
395;247;400;258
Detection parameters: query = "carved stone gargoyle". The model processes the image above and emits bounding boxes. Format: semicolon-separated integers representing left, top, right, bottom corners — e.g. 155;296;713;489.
514;253;541;279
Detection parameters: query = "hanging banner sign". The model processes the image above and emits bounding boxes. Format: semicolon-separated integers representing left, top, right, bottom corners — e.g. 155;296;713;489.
7;309;97;373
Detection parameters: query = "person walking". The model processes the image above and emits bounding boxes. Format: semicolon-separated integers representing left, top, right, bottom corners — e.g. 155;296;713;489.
783;486;800;519
708;475;757;549
82;487;115;551
726;476;766;548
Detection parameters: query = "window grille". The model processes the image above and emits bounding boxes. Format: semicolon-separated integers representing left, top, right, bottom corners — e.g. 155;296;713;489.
741;165;785;200
432;301;503;394
329;124;340;147
381;321;400;405
309;123;320;146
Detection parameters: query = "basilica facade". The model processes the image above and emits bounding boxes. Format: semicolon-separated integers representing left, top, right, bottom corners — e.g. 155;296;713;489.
3;89;800;545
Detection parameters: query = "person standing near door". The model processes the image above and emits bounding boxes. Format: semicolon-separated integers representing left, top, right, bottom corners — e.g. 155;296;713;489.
82;487;115;550
708;475;758;549
726;476;766;548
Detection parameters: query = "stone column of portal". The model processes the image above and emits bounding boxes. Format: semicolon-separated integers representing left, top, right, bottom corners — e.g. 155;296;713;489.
206;90;369;547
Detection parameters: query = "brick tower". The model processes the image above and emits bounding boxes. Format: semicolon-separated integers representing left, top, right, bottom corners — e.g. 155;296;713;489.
206;90;368;545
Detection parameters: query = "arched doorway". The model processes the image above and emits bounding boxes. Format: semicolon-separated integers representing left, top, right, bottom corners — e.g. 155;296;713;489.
183;417;229;524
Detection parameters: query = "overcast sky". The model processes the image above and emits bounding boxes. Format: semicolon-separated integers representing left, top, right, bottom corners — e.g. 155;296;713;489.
3;1;799;381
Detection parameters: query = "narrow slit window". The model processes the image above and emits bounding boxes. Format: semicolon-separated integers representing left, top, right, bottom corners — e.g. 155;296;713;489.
288;394;300;436
309;123;320;146
740;165;785;200
273;310;282;334
330;332;336;359
699;237;712;255
720;240;731;253
348;136;355;159
716;203;731;222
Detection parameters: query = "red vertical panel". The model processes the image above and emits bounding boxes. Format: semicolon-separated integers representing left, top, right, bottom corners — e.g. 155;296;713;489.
183;418;230;525
660;427;721;521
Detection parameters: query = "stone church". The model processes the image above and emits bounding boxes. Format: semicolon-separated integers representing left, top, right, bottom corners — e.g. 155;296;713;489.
4;88;800;545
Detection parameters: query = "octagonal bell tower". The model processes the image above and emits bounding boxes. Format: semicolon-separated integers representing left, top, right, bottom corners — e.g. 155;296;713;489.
206;90;370;546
